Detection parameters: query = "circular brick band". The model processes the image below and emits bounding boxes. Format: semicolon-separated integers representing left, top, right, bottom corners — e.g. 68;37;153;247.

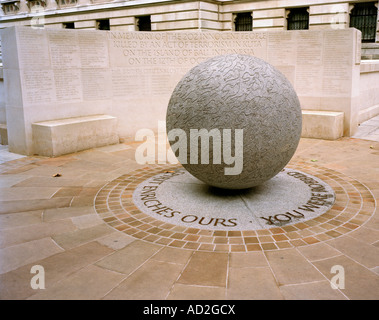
94;160;376;252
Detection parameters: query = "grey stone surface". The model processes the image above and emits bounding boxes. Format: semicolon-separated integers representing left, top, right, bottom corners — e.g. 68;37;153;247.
353;115;379;142
132;168;335;231
166;54;302;189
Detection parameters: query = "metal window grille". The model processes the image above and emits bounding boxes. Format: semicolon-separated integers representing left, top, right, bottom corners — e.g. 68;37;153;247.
97;19;110;31
28;0;46;8
287;7;309;30
138;15;152;31
59;0;76;5
350;2;378;42
3;3;18;13
63;22;75;29
235;12;252;31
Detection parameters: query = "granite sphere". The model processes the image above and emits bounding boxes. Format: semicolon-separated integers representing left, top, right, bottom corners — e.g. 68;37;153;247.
166;54;302;189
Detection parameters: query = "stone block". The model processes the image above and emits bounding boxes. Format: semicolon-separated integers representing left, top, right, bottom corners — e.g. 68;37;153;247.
109;17;135;26
309;3;349;15
253;17;284;28
74;20;96;29
154;19;199;30
301;110;344;140
253;8;285;19
309;14;348;25
32;115;118;157
151;11;199;23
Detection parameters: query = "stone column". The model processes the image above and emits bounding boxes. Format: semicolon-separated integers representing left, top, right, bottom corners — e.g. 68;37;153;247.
77;0;91;6
45;0;57;10
18;0;29;13
231;13;237;31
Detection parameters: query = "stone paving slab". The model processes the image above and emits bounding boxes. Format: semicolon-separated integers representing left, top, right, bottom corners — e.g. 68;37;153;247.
0;136;378;300
353;115;379;142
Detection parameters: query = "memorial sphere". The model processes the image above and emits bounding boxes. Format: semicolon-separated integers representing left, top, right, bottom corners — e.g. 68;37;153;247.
166;54;302;189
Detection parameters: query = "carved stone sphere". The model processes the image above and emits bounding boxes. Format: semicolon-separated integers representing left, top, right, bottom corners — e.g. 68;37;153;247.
166;54;302;189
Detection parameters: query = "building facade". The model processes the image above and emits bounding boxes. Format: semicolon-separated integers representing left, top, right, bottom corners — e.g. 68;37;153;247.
0;0;378;41
1;1;379;151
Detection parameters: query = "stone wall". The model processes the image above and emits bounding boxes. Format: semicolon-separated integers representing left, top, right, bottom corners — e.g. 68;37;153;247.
1;26;362;155
359;61;379;124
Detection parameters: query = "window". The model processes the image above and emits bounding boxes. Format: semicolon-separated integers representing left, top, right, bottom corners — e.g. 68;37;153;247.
287;7;309;30
137;15;151;31
96;19;110;31
350;2;377;42
63;22;75;29
234;12;252;31
27;0;45;9
2;2;19;14
58;0;77;6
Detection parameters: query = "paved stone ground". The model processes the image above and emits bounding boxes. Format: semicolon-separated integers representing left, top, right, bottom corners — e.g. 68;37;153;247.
353;115;379;142
0;132;378;300
0;145;26;165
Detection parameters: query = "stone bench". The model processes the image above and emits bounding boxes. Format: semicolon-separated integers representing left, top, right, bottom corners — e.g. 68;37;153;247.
32;115;118;157
301;110;344;140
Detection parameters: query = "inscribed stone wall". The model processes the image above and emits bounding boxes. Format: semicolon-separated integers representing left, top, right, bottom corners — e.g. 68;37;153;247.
1;26;360;155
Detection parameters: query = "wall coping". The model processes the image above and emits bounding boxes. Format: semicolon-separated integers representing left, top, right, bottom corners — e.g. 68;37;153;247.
360;60;379;74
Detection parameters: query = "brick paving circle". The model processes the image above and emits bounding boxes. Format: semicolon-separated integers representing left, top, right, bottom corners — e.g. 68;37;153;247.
94;160;377;252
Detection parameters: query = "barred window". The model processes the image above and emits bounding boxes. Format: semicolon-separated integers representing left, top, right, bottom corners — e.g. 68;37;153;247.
287;7;309;30
97;19;110;31
350;2;378;42
63;22;75;29
137;15;151;31
2;2;19;14
58;0;77;6
235;12;253;31
27;0;45;9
